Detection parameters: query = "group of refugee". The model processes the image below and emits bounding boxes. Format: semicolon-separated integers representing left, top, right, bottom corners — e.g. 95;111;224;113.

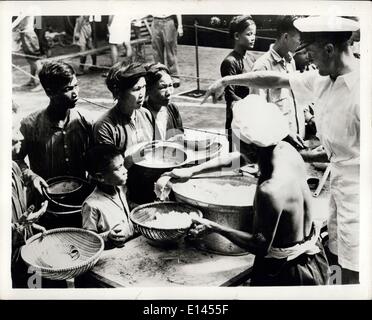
11;59;183;287
11;14;360;288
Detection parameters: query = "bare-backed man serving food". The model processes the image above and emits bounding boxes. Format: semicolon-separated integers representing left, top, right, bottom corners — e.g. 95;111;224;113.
167;95;330;286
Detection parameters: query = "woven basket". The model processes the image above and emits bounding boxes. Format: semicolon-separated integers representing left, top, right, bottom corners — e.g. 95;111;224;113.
130;201;202;244
21;228;104;280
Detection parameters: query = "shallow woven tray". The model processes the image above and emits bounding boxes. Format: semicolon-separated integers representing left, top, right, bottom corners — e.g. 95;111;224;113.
21;228;104;280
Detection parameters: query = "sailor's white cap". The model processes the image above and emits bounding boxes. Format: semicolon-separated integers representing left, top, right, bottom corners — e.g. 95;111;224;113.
294;16;359;52
294;16;359;33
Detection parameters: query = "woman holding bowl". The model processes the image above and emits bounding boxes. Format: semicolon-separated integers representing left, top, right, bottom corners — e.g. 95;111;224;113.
93;62;155;205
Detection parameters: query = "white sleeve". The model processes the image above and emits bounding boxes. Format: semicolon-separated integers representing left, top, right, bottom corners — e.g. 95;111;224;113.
289;70;318;108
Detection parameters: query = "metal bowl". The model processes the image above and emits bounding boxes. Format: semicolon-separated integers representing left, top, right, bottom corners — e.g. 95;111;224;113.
130;201;202;246
185;141;222;165
41;177;95;228
42;176;94;209
134;141;188;169
183;133;215;151
46;177;83;197
21;228;104;280
128;142;188;204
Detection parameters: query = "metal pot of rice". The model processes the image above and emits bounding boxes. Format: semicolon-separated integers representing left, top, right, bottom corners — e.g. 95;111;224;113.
172;174;257;255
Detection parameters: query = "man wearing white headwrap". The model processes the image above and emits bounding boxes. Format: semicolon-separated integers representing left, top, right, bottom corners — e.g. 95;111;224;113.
165;95;330;286
202;16;360;284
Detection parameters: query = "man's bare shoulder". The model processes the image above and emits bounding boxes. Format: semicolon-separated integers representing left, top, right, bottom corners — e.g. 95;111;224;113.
256;180;285;216
257;180;283;203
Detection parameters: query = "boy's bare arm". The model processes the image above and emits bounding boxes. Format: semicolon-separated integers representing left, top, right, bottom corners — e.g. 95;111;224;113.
168;152;242;179
191;185;282;256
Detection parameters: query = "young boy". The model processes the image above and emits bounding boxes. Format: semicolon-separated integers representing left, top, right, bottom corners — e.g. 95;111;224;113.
251;16;306;142
168;95;329;286
220;15;256;151
82;145;135;248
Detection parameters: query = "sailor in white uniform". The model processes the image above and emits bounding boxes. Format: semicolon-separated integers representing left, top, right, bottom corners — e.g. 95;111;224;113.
202;16;360;284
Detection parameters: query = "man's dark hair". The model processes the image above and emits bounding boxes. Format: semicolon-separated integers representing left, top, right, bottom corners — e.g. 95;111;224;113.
38;61;75;94
304;32;352;51
229;15;255;39
293;15;356;53
276;15;299;38
85;144;122;175
106;62;147;99
145;63;171;89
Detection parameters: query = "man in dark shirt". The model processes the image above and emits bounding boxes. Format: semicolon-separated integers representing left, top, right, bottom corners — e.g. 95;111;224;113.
220;15;257;151
14;61;94;197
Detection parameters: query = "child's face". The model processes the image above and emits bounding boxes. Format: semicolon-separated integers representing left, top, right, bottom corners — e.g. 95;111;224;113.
148;72;174;105
118;77;146;112
49;75;79;109
236;24;256;49
100;155;128;186
294;48;310;70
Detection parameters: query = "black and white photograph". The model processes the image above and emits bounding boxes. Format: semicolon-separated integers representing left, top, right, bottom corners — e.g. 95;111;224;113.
1;0;371;301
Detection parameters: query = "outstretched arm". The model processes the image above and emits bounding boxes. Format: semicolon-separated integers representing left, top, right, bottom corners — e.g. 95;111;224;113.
168;151;243;179
202;71;291;104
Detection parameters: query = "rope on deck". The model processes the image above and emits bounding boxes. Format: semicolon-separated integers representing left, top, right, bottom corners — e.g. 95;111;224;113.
13;58;217;83
12;63;39;81
12;38;151;62
183;24;276;41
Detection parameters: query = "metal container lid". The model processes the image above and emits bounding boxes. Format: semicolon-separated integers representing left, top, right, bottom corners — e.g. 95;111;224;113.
172;175;257;209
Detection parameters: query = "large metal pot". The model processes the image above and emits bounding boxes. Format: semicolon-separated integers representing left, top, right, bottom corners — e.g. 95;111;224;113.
41;176;95;229
172;174;257;255
127;141;188;204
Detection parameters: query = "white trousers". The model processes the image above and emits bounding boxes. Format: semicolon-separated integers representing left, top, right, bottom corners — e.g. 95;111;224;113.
327;163;359;271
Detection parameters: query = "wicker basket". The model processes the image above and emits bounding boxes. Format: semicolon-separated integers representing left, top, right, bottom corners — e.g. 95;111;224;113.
21;228;104;280
130;201;202;244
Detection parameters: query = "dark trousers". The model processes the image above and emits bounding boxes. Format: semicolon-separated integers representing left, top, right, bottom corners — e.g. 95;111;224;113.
250;240;330;286
151;18;179;76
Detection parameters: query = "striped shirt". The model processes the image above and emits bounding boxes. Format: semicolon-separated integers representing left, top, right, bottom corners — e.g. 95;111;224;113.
16;107;94;181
